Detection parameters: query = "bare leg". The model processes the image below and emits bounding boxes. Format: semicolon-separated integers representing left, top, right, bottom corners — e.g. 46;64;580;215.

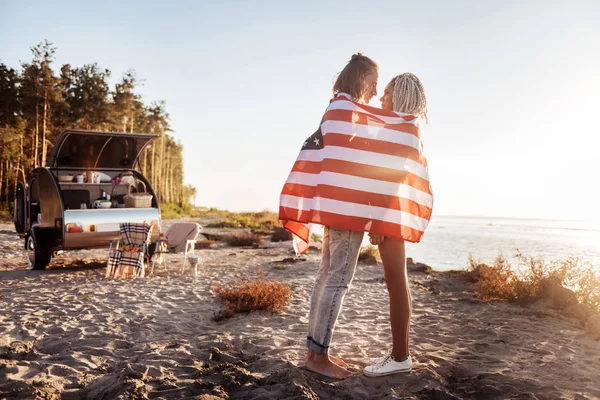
378;238;411;361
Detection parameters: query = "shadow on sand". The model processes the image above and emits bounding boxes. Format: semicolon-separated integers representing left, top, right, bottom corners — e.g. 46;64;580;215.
0;259;106;281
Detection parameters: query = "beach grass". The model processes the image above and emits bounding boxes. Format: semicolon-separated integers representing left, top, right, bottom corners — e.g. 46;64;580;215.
310;233;322;243
0;208;11;223
213;268;292;320
160;206;280;234
225;232;264;247
359;245;380;261
194;239;216;249
206;210;279;231
467;251;600;313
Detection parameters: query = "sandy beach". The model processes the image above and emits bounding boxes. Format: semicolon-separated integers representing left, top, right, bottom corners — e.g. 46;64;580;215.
1;221;599;400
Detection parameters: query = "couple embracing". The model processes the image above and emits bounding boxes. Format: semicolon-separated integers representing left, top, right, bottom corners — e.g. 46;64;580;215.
279;53;433;379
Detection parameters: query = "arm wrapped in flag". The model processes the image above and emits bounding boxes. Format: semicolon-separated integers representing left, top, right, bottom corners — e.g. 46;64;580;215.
279;93;433;253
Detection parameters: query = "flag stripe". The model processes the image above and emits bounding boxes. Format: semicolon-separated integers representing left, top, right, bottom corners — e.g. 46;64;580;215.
279;94;433;249
291;159;433;196
280;206;425;243
282;220;311;242
284;171;433;207
322;120;422;151
324;132;427;167
296;146;430;181
282;183;433;218
280;194;429;232
323;109;420;137
328;96;419;122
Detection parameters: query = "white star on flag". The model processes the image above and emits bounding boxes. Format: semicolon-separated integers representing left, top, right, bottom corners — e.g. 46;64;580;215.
313;138;320;146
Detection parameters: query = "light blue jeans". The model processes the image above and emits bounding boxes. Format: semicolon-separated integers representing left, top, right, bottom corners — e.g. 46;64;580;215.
306;226;364;354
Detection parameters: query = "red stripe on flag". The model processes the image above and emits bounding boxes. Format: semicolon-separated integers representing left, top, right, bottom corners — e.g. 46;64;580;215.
280;220;311;242
329;96;418;120
291;159;433;196
324;133;428;168
279;206;425;243
323;109;420;137
281;183;432;220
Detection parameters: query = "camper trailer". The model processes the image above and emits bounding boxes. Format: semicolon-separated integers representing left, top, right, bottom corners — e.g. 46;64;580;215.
13;129;161;270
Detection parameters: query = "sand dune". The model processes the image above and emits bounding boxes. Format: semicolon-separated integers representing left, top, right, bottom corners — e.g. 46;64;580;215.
1;222;599;399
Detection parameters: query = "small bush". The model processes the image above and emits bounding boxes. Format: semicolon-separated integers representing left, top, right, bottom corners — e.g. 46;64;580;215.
466;254;522;302
213;269;292;320
311;233;322;243
254;228;274;236
359;245;380;261
195;240;215;249
207;211;279;232
160;203;186;219
467;251;600;312
0;207;11;223
162;205;276;220
225;232;264;247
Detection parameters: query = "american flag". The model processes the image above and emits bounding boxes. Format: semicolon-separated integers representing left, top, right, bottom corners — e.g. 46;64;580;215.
279;93;433;254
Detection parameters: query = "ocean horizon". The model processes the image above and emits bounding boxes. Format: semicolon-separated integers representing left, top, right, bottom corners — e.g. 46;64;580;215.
310;215;600;271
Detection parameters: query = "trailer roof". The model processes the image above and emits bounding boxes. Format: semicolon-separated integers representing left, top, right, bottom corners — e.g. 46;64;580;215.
48;129;159;169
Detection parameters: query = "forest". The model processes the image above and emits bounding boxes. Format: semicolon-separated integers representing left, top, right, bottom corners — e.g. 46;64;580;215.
0;40;195;220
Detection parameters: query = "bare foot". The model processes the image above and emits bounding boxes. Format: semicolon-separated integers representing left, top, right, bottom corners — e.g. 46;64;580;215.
304;350;349;369
305;356;352;379
328;355;349;369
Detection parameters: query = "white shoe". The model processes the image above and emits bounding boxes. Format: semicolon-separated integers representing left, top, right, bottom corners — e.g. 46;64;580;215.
363;355;412;377
369;350;391;364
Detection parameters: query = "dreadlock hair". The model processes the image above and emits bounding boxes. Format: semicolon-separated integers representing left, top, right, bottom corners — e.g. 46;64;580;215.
333;53;378;102
392;72;428;122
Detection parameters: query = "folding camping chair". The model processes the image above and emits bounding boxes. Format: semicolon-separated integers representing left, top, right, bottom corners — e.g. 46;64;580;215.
150;222;202;276
106;222;153;279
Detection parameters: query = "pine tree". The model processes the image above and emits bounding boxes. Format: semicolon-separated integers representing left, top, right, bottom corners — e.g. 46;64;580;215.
0;42;196;217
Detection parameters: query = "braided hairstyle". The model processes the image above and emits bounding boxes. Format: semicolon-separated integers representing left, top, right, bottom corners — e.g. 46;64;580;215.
333;53;378;102
392;72;428;121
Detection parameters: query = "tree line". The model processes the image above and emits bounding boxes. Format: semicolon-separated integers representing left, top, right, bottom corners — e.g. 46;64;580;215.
0;40;196;213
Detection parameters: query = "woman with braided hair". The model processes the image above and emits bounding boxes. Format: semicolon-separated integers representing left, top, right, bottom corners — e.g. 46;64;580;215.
363;72;429;377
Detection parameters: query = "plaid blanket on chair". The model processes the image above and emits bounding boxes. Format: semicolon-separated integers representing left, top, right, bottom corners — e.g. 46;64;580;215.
106;223;153;279
119;222;153;249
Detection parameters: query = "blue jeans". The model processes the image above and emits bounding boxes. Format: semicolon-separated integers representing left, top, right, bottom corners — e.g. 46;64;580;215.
306;226;364;354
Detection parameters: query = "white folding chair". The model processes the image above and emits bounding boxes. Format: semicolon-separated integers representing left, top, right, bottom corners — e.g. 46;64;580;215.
150;222;202;276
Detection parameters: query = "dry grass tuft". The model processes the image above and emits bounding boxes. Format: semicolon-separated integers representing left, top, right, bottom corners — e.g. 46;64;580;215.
466;251;600;312
311;233;322;243
207;211;279;232
0;209;11;222
359;245;380;261
195;240;216;249
213;268;292;320
224;232;264;247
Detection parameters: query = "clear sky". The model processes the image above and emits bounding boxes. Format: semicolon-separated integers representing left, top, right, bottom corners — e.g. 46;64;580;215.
1;0;599;221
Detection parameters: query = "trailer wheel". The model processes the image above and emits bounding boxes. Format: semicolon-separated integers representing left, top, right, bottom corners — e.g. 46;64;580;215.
26;235;51;270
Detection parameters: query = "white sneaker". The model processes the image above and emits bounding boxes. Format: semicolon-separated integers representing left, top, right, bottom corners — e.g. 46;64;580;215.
369;350;391;364
363;355;412;377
